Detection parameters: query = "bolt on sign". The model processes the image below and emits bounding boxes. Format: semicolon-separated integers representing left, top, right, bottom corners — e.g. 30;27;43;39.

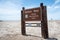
21;3;49;39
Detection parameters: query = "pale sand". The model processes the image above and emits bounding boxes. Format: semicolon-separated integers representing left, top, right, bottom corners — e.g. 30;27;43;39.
0;20;60;40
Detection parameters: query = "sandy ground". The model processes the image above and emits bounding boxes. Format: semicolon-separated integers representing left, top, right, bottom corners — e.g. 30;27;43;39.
0;34;58;40
0;20;60;40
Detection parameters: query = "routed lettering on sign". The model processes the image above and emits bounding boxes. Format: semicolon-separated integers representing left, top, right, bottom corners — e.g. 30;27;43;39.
22;7;42;21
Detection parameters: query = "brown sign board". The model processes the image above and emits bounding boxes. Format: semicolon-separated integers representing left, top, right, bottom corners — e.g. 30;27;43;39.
22;7;42;21
21;3;49;39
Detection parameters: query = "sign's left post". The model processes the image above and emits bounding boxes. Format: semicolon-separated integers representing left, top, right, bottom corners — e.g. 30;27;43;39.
21;7;26;35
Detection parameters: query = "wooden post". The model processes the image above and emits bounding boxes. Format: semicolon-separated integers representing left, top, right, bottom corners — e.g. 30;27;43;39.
21;7;26;35
40;3;49;39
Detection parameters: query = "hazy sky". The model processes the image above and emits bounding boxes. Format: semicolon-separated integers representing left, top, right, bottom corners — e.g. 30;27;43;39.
0;0;60;20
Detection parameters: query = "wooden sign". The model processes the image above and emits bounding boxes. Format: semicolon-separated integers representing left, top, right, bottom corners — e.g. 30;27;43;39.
22;7;42;21
21;3;49;39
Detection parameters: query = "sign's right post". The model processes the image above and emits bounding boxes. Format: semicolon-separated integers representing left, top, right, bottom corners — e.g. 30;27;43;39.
40;3;49;39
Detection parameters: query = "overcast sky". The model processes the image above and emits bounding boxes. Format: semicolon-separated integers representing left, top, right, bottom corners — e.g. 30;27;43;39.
0;0;60;20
